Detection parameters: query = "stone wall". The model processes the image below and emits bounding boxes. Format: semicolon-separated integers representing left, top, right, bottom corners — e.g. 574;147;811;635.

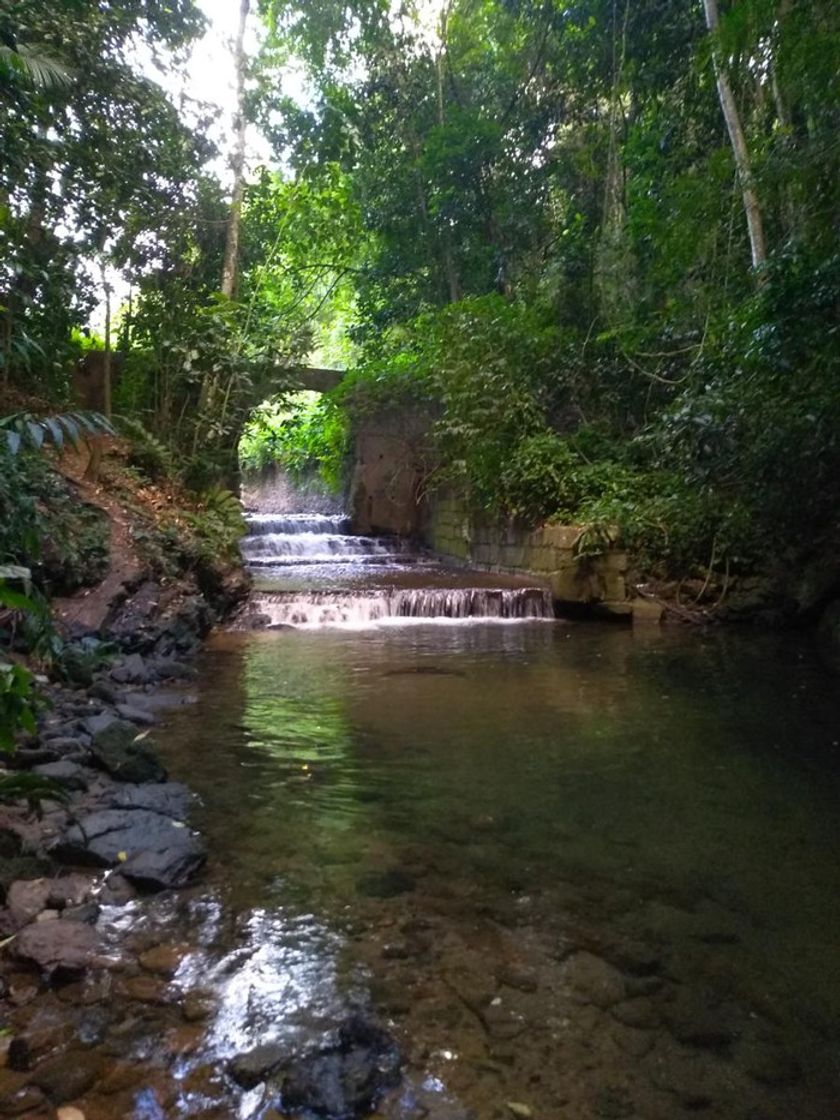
427;492;631;616
348;409;432;537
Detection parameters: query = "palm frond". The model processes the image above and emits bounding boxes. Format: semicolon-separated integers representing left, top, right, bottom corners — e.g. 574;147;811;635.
0;43;72;90
0;411;114;455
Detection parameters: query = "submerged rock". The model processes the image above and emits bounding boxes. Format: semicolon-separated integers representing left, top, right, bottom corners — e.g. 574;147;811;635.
50;808;205;890
280;1015;401;1119
355;869;416;899
228;1042;288;1089
561;951;626;1009
30;1049;104;1103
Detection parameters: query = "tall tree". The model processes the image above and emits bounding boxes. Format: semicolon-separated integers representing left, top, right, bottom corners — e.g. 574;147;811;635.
702;0;768;274
221;0;251;299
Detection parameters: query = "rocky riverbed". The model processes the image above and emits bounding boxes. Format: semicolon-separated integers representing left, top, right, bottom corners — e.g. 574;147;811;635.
0;581;405;1120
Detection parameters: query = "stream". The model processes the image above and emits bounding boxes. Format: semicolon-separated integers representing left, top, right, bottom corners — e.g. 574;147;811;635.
24;511;840;1119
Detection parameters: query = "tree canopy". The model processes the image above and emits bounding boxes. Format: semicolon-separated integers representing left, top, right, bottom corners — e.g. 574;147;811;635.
2;0;839;583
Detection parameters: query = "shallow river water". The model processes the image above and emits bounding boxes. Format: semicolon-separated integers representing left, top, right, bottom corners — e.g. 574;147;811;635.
104;618;840;1120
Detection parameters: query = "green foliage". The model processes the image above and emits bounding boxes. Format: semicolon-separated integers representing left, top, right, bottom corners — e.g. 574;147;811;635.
0;771;69;811
240;392;349;491
116;415;176;481
1;0;209;397
0;660;38;753
0;576;67;810
0;444;42;565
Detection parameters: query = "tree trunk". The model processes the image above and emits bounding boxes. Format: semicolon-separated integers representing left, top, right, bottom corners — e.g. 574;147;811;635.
84;266;111;483
435;13;461;305
702;0;768;275
220;0;250;299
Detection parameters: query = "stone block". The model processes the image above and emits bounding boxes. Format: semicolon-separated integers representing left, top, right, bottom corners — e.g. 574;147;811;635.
527;546;555;572
500;546;526;569
601;571;628;602
541;524;585;551
602;549;628;573
550;565;592;602
632;599;665;625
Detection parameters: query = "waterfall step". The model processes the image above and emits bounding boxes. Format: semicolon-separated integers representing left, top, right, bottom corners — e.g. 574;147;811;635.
240;587;553;628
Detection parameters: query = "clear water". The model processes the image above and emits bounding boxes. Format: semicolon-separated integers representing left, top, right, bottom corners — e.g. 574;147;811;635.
117;621;840;1120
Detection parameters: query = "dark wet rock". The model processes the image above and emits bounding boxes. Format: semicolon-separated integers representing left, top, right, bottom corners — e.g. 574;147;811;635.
483;1000;529;1040
36;735;87;755
228;1042;288;1088
110;652;151;685
32;760;90;791
88;679;117;704
7;1036;33;1072
108;781;192;820
624;974;665;998
99;870;137;905
604;939;662;977
0;826;22;858
661;991;738;1050
737;1040;801;1085
182;990;216;1022
608;1020;656;1059
44;874;94;910
591;1086;634;1118
139;942;191;977
115;702;158;726
0;1084;45;1115
83;711;118;738
148;656;195;680
30;1049;104;1103
560;951;626;1009
121;974;171;1004
281;1015;401;1118
355;869;416;899
88;719;166;783
610;997;659;1029
6;879;51;925
381;941;411;960
496;963;539;993
63;900;100;924
644;1043;734;1111
51;808;205;890
8;746;61;769
13;918;99;977
0;856;56;900
241;612;271;630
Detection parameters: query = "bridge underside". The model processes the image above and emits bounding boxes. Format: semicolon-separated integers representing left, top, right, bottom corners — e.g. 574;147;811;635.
285;366;344;393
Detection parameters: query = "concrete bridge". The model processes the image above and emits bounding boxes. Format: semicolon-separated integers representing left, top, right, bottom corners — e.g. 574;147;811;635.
290;366;345;393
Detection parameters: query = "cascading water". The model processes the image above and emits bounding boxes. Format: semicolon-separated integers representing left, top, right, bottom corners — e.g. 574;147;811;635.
238;507;554;627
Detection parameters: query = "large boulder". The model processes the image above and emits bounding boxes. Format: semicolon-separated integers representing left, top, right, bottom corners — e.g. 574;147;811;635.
88;719;166;783
50;809;205;890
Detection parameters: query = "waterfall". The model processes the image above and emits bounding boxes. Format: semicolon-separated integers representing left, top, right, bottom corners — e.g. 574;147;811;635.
238;510;553;628
246;587;553;628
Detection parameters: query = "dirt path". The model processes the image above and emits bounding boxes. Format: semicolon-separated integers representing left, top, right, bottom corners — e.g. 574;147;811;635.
51;449;144;631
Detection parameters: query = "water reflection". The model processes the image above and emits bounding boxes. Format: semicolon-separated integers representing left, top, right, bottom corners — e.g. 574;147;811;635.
134;622;840;1118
